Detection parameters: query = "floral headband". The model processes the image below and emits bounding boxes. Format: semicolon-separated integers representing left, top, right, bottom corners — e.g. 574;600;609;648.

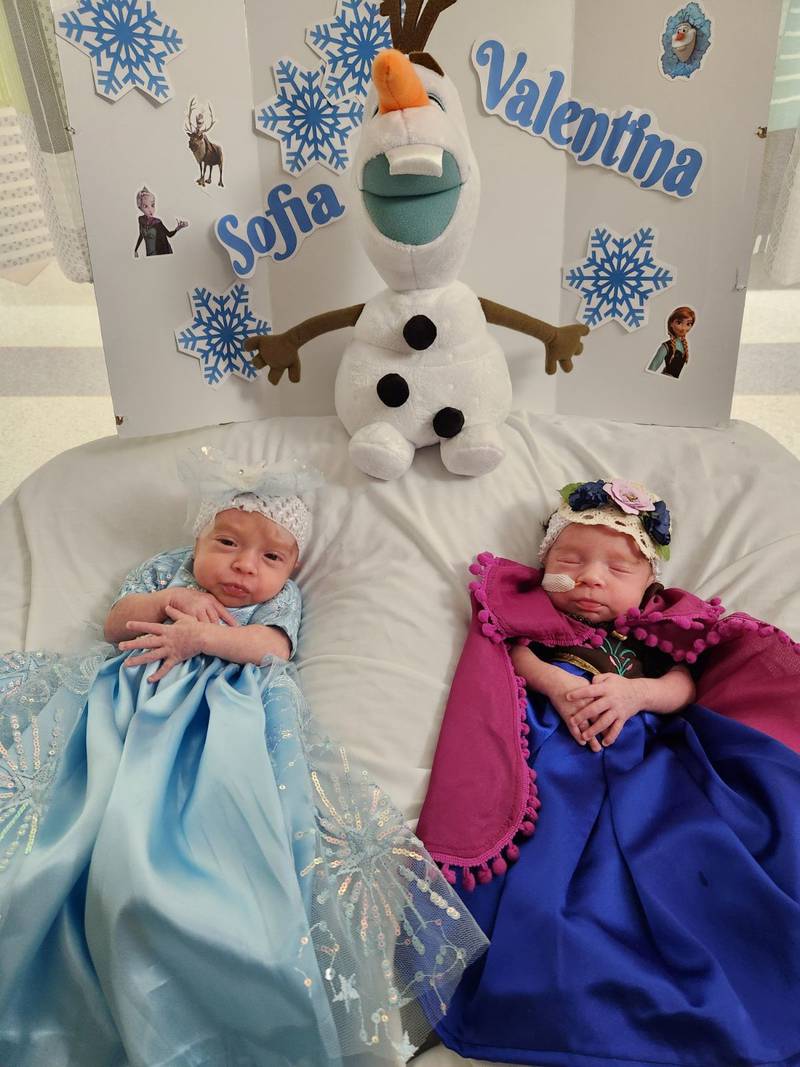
538;478;672;577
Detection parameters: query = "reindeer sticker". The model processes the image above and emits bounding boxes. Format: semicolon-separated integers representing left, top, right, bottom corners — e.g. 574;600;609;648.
185;97;224;188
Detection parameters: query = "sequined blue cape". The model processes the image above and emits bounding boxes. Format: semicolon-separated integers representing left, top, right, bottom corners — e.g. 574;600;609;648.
0;550;485;1066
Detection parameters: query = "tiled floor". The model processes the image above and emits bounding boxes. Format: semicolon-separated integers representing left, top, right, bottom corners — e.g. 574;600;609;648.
1;257;799;505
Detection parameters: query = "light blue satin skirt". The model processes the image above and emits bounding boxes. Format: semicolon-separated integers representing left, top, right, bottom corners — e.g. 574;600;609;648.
0;650;483;1066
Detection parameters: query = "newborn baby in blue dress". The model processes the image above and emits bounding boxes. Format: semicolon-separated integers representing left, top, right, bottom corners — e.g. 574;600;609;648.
0;447;485;1067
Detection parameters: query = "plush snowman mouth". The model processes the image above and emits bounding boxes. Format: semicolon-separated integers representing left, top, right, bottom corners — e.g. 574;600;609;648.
360;149;462;246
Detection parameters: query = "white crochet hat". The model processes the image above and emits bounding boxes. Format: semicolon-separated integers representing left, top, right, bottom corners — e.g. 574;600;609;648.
538;479;672;578
178;447;323;558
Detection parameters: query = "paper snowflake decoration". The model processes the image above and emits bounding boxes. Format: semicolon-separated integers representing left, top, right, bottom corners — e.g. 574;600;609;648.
175;284;270;386
56;0;184;103
563;226;676;332
307;0;393;100
255;59;364;175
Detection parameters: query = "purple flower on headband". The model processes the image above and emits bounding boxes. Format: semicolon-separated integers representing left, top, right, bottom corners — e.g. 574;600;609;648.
642;499;671;545
603;479;655;515
567;480;609;510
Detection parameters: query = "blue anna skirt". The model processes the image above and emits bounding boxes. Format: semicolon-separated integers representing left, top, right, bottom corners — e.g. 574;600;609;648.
437;663;800;1066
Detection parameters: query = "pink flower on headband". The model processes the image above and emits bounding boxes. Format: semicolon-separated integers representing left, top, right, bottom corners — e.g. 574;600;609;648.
603;479;655;514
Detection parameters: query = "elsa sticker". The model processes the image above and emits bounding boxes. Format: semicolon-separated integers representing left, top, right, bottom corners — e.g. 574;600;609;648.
659;4;713;80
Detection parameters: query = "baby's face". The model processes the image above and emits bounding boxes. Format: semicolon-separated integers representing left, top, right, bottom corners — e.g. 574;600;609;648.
193;508;298;607
544;523;651;623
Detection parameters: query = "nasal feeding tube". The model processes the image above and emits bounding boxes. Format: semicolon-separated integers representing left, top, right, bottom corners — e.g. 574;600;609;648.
541;572;576;592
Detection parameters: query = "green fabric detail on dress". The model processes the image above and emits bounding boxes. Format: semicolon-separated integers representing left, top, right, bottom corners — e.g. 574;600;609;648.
600;636;636;676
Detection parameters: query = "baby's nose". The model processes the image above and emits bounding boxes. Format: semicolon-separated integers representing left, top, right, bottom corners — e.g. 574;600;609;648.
578;564;604;586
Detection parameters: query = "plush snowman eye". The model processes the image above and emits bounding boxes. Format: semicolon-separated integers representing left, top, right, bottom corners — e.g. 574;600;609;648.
428;93;446;111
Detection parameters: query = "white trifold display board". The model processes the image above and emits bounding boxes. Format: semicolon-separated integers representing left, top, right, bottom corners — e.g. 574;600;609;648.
52;0;780;438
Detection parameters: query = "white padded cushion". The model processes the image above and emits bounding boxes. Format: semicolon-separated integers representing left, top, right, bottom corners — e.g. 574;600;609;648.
2;411;799;826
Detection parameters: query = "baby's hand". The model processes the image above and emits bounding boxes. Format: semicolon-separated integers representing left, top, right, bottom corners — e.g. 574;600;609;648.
566;673;647;747
165;587;238;626
547;672;604;751
120;606;207;682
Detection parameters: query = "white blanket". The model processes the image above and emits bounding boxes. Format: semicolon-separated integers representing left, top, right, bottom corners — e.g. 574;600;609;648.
2;411;799;1066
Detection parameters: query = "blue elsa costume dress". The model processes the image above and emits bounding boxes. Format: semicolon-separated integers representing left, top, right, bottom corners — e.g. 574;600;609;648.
0;549;485;1067
436;632;800;1066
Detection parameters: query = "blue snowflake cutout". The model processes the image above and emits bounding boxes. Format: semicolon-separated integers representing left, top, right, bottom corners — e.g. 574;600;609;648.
563;226;676;332
255;59;364;175
307;0;393;101
56;0;184;103
175;283;270;386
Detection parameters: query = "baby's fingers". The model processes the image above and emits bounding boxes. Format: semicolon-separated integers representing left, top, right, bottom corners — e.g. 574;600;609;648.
147;659;178;683
119;635;163;651
124;650;164;667
559;711;586;747
582;708;617;740
164;605;193;621
126;619;167;635
566;684;595;701
600;719;626;747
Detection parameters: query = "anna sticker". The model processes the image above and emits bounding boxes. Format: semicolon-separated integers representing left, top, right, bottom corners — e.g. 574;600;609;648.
645;306;696;380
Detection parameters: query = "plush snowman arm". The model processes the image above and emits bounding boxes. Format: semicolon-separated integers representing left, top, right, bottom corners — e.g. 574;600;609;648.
479;297;589;375
244;304;365;385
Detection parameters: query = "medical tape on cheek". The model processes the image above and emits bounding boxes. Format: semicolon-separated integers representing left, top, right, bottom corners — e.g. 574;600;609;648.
541;572;576;593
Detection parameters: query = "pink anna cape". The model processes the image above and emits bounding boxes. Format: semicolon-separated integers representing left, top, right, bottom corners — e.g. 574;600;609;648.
416;553;800;890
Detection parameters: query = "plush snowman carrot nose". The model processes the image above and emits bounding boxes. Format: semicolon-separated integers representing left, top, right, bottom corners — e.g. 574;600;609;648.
373;49;430;113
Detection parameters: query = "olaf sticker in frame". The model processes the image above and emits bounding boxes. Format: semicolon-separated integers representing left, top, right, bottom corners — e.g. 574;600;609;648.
659;4;713;81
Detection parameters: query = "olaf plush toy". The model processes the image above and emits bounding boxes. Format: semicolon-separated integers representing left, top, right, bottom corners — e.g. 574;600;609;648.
245;0;588;479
